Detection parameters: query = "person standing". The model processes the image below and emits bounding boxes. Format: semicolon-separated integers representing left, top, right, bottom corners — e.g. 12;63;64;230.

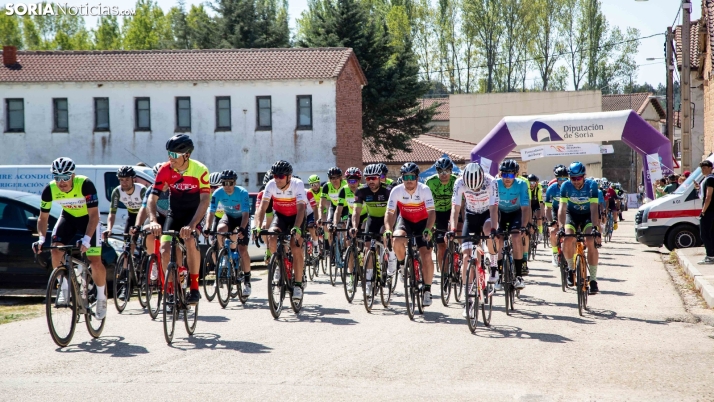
698;160;714;264
663;174;679;194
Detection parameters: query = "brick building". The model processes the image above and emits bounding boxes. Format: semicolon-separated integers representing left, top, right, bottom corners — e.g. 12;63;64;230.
699;0;714;159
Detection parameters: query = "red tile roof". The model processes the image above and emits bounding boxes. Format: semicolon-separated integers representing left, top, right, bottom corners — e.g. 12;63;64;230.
419;98;449;120
704;0;714;71
363;134;519;164
0;47;367;84
601;92;666;119
675;19;702;69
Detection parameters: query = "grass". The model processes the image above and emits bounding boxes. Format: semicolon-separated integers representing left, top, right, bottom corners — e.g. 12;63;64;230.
0;302;44;325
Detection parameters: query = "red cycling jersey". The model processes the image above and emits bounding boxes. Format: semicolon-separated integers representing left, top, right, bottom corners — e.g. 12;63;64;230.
262;178;307;216
152;160;210;211
386;183;435;223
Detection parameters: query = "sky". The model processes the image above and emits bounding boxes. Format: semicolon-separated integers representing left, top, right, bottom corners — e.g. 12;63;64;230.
16;0;701;89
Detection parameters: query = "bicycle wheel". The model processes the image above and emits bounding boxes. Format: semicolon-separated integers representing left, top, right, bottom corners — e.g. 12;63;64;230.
403;258;416;320
183;294;199;335
113;252;131;313
236;269;249;305
440;247;452;306
321;239;329;275
46;266;77;347
481;282;493;327
267;254;285;319
290;281;303;315
85;271;105;339
305;242;314;281
343;247;358;303
137;255;148;309
391;261;400;293
503;256;514;315
362;251;376;312
379;253;392;308
453;256;463;303
145;254;162;320
202;246;217;302
558;253;567;292
415;257;424;315
329;241;339;286
162;265;178;344
216;248;231;309
530;237;537;261
575;254;588;316
465;261;479;333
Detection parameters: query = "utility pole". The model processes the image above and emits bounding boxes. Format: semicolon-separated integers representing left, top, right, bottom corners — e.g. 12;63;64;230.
666;26;674;147
682;0;692;172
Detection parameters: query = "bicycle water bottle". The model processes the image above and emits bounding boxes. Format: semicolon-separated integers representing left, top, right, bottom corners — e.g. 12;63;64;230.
178;266;188;289
285;255;293;281
307;240;313;256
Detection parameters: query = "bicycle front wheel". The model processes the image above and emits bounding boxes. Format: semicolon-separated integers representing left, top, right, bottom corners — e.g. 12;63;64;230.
343;247;358;303
404;258;416;320
85;272;105;339
145;254;162;320
162;266;178;344
440;247;453;306
575;254;588;316
184;296;199;335
465;261;479;333
216;249;231;309
202;246;217;302
113;252;131;313
379;253;392;308
362;251;376;312
559;253;567;292
45;266;77;347
503;256;515;315
137;255;148;309
267;254;285;319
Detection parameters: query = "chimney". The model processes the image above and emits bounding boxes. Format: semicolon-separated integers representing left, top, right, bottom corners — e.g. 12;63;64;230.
3;46;17;67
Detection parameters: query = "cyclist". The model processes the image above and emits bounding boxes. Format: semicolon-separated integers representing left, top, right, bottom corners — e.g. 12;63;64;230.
206;172;224;232
605;181;619;229
449;163;499;312
494;159;530;290
377;163;393;186
204;170;252;296
306;175;323;251
425;157;458;274
252;160;308;301
558;161;600;294
318;167;347;239
136;163;168;282
527;174;544;236
615;183;625;221
337;167;367;287
545;164;568;266
147;134;210;305
256;171;274;262
34;157;108;319
384;162;436;306
597;180;606;234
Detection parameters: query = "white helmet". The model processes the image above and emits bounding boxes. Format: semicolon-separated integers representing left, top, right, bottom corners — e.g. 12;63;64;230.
209;172;222;186
51;157;75;175
152;162;163;176
463;163;484;191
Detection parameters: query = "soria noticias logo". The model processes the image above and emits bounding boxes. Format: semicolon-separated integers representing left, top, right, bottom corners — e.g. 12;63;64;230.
5;3;136;16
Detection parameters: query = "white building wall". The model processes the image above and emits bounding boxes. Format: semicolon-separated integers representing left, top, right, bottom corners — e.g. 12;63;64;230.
0;80;338;191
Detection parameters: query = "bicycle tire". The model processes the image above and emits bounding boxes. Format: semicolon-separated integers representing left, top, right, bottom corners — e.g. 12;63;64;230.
45;266;77;347
145;254;162;320
230;264;240;299
559;253;567;292
183;295;199;335
236;269;249;305
404;258;416;320
575;254;587;316
453;254;463;303
329;240;339;286
415;256;424;315
503;256;514;315
380;256;392;308
321;239;329;275
465;261;479;333
113;252;131;313
85;272;105;339
216;248;231;309
305;241;314;281
137;254;148;309
440;247;452;307
162;266;177;344
267;254;285;319
362;251;376;312
289;263;303;315
343;246;358;303
481;283;493;327
202;245;217;302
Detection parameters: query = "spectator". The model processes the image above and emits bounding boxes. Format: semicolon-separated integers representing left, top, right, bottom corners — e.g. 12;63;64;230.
678;175;686;185
698;160;714;264
663;174;679;194
684;170;691;179
638;183;644;204
655;178;667;198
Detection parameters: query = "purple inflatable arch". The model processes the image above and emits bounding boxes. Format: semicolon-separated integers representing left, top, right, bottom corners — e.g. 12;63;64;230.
469;110;673;200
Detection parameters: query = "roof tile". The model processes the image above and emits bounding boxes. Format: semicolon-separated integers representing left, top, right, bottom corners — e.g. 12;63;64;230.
419;98;449;120
601;92;665;119
363;134;519;164
675;19;701;69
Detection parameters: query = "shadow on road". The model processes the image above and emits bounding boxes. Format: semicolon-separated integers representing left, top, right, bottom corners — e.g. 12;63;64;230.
198;315;230;323
279;304;358;325
57;336;149;357
171;333;272;353
472;324;573;343
586;308;668;326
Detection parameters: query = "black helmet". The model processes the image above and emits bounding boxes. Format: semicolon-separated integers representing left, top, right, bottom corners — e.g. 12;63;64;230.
220;169;238;182
553;164;568;178
364;164;381;176
377;163;388;176
434;157;454;171
327;167;342;178
271;160;293;176
262;171;274;185
499;159;519;173
166;134;194;154
117;165;136;178
527;174;538;182
400;162;420;175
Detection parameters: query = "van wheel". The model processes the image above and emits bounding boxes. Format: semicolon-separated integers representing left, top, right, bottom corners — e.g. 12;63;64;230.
665;225;699;251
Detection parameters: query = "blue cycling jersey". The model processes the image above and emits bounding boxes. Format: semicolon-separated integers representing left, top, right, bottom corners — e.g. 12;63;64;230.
545;182;561;211
495;178;530;213
142;185;169;217
210;186;250;218
598;189;605;205
560;178;598;214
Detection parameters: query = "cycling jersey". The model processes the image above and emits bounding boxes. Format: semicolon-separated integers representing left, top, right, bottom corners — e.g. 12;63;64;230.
321;180;348;207
209;186;250;218
560;178;598;214
256;190;274;214
337;186;368;216
306;191;317;216
152;160;210;212
262;177;307;217
425;174;457;212
517;177;532;201
353;184;391;218
308;187;322;209
41;175;99;218
386;183;435;223
452;174;498;215
495;178;530;213
142;185;169;217
544;182;561;212
529;185;543;203
384;178;394;185
110;183;147;214
598;189;605;206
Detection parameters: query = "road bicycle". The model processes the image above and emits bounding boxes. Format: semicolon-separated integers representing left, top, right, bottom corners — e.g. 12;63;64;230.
36;244;105;347
255;230;305;319
341;232;363;304
438;231;463;307
463;234;494;332
160;231;199;344
206;230;249;308
604;211;614;243
493;228;521;316
558;230;600;316
201;234;219;302
328;227;348;286
388;234;430;321
144;234;164;320
358;233;393;312
111;231;149;313
304;226;324;281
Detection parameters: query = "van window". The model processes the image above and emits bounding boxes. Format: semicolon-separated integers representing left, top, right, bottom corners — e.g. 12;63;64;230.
104;172;126;209
674;168;702;195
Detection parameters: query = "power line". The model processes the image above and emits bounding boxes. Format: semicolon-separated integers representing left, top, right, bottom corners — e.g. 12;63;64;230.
671;3;683;30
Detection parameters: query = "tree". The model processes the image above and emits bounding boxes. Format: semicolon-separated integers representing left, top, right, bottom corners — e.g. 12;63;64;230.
297;0;435;157
0;13;23;48
94;15;122;50
123;0;170;50
166;1;190;49
212;0;289;48
463;0;503;93
531;0;565;91
561;0;587;90
497;0;532;92
186;4;219;48
583;0;607;89
410;0;438;83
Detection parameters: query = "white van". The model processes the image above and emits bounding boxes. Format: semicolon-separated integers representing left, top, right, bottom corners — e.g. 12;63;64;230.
0;165;155;226
635;155;713;250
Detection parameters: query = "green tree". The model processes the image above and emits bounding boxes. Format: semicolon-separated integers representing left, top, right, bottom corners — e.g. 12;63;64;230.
410;0;438;82
212;0;289;48
495;0;531;92
123;0;170;50
531;0;566;91
583;0;607;89
561;0;587;90
94;15;122;50
186;4;219;48
166;1;190;49
0;14;23;48
463;0;502;93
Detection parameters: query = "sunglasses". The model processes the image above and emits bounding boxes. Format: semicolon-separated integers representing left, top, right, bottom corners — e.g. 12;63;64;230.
222;181;235;186
54;174;72;182
347;179;359;185
437;168;450;175
274;174;287;180
557;177;568;182
366;176;380;182
570;175;584;182
402;174;417;182
168;151;186;159
501;173;516;179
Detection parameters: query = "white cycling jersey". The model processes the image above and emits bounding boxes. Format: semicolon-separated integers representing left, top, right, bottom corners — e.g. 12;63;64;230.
262;177;307;216
386;183;435;223
452;174;498;214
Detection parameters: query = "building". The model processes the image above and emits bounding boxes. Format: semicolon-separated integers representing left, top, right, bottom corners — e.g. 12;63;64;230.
675;18;706;167
419;97;449;137
0;46;367;191
601;93;666;191
699;0;714;160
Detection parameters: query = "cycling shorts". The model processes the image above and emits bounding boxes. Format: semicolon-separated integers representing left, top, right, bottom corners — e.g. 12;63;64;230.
306;212;315;228
270;212;306;235
461;211;491;252
347;214;367;231
498;209;522;232
565;211;592;232
363;216;385;242
163;209;196;242
51;213;101;256
218;215;250;246
434;210;450;245
530;200;541;213
608;198;618;211
395;216;428;249
123;212;138;235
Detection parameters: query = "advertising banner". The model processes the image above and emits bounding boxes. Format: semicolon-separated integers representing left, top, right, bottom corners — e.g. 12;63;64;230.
647;154;663;181
520;143;614;161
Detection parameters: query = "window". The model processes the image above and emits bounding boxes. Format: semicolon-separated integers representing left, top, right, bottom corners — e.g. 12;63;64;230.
216;96;231;130
0;200;29;229
94;97;109;131
53;98;68;132
256;96;271;130
135;97;150;130
176;97;191;131
297;95;312;129
5;99;24;132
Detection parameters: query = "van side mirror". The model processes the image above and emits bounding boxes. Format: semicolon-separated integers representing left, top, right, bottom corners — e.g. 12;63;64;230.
26;216;38;233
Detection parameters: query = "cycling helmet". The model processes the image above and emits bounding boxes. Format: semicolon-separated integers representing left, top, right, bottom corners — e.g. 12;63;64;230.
377;163;389;176
462;163;484;191
308;174;320;184
293;175;301;180
262;171;273;185
434;157;454;171
327;167;342;178
220;169;238;182
553;164;568;178
166;134;194;154
363;164;381;177
117;166;136;178
400;162;420;175
345;167;362;179
396;177;403;185
271;160;293;176
568;161;586;176
527;174;538;182
209;172;222;186
499;159;519;173
51;157;76;175
152;162;163;176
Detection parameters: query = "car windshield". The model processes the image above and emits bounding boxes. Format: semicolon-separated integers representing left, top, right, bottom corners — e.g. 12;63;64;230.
673;168;702;195
16;193;62;217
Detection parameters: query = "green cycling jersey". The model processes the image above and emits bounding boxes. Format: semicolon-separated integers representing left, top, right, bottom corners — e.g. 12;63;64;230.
425;174;457;212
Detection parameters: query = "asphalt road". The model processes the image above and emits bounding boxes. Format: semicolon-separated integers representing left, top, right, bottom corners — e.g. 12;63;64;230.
1;210;713;401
